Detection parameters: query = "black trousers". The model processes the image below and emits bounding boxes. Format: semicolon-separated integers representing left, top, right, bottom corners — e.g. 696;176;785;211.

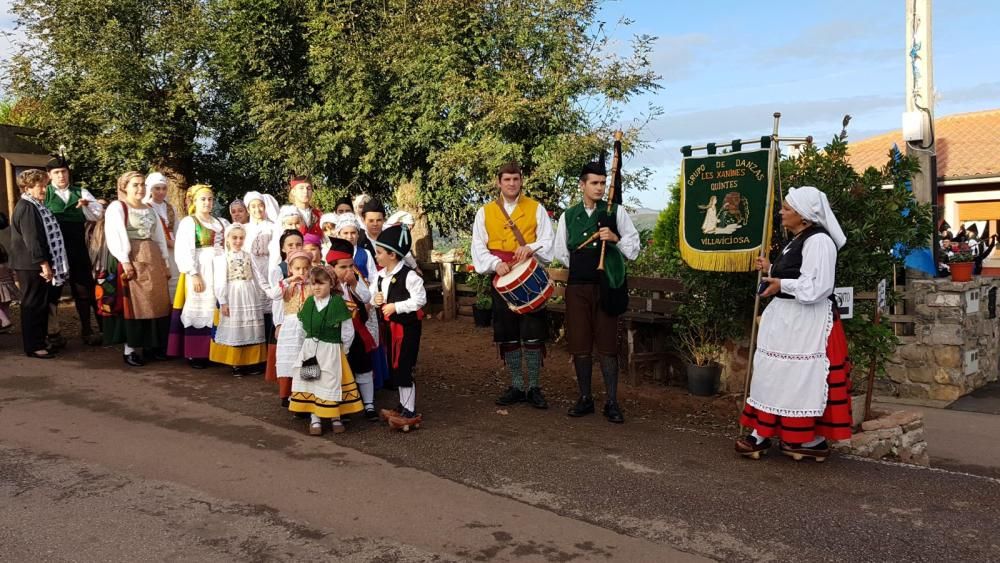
49;221;98;334
491;286;548;343
16;269;50;354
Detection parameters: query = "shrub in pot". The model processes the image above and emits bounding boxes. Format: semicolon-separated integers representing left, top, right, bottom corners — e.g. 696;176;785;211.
473;294;493;327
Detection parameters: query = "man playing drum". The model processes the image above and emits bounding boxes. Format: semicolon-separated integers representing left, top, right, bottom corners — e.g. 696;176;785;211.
553;161;641;423
472;162;555;409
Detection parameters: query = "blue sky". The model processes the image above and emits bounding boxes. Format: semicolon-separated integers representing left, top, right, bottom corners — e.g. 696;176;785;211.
597;0;1000;208
3;1;999;210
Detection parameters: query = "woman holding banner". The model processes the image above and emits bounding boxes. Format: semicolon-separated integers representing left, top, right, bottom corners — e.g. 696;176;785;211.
736;186;852;462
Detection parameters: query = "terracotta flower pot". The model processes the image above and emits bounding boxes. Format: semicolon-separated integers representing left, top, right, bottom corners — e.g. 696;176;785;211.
949;261;974;282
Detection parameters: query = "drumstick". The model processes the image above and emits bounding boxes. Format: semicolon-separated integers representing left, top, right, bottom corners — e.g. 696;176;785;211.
575;232;600;250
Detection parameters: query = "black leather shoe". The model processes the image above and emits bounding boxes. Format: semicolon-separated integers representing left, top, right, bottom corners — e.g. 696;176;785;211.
526;387;549;409
567;396;595;417
603;401;624;424
46;334;67;351
82;333;103;346
188;358;209;369
243;363;265;376
365;407;379;422
146;349;169;361
495;386;526;406
124;352;145;367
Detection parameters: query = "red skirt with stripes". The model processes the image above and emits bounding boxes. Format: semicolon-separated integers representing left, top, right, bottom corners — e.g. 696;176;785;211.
740;317;853;443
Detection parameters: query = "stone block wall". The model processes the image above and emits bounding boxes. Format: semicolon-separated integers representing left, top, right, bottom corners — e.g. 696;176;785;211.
834;409;929;466
885;277;999;401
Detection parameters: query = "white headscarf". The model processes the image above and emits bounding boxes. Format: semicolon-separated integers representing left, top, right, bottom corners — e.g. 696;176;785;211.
334;213;360;234
142;172;169;205
319;212;338;230
785;186;847;249
386;210;414;228
243;191;273;223
277;205;301;223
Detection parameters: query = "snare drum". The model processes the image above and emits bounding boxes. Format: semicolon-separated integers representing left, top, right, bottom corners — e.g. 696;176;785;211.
493;257;554;314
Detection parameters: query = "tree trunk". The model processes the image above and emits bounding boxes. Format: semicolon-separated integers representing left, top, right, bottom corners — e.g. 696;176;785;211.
395;180;432;262
154;157;192;220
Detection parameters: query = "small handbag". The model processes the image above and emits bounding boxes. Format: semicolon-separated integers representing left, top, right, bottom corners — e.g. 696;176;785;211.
299;355;321;381
298;338;321;381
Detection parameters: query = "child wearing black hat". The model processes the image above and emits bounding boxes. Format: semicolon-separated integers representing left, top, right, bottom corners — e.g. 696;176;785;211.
372;223;426;431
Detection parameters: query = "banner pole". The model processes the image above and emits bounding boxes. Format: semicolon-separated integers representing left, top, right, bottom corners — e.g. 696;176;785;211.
741;112;782;414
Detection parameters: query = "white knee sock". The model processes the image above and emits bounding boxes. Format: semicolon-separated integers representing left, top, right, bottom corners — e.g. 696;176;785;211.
802;436;825;447
310;413;321;424
355;371;374;408
399;385;416;413
124;344;136;355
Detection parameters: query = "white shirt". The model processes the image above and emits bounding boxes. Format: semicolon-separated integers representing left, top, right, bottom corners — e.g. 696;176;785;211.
263;263;287;325
174;215;229;276
373;260;427;314
471;196;555;274
51;185;103;221
553;204;641;266
777;234;837;305
103;201;169;267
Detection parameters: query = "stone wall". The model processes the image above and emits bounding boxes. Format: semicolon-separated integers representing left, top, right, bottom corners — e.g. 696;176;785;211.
885;277;999;402
834;409;929;466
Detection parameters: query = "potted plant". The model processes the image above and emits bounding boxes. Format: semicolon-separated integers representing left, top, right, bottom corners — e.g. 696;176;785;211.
466;271;494;327
676;323;724;396
945;242;975;282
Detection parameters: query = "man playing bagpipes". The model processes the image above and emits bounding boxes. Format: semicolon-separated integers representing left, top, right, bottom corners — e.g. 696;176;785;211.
553;157;640;424
472;162;555;409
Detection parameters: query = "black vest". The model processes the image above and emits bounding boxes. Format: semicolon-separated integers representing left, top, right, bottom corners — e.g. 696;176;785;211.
569;210;620;285
384;265;420;325
771;226;834;300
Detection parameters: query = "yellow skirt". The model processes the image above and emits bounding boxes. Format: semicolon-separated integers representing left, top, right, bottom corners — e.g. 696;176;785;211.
289;350;364;419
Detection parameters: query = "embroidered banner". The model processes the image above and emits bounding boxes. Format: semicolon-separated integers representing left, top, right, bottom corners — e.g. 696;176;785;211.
679;149;773;272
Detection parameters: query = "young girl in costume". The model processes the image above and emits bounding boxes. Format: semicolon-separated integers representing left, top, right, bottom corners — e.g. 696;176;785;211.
269;207;305;268
320;212;337;258
210;224;267;375
289;264;364;435
302;233;326;266
373;224;427;431
167;184;229;368
335;214;377;283
262;230;304;405
142;172;179;297
102;171;172;367
329;237;379;420
243;191;276;346
275;250;313;400
335;213;386;390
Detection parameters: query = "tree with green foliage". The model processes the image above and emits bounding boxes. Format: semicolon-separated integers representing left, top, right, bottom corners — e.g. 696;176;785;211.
5;0;208;204
6;0;659;236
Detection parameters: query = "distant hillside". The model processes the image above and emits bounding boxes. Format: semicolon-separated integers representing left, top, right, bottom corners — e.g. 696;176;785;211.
630;207;661;233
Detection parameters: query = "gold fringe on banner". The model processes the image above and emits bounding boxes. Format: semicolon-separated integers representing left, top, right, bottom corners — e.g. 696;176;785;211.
678;194;762;272
679;243;760;272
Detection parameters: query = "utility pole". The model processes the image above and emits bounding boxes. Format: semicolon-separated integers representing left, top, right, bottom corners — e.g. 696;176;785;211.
904;0;935;205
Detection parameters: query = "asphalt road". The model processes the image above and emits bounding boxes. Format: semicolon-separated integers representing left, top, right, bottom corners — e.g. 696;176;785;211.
2;338;999;562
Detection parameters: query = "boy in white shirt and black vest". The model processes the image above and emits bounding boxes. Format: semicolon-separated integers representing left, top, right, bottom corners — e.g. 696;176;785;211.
372;224;427;431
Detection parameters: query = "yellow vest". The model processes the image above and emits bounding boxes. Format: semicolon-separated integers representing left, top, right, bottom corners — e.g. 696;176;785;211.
484;196;539;253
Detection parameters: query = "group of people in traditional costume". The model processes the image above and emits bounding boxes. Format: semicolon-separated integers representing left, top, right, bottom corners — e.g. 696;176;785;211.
4;154;857;459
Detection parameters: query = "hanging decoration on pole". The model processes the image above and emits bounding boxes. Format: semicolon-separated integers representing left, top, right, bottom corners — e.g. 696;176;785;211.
678;138;776;272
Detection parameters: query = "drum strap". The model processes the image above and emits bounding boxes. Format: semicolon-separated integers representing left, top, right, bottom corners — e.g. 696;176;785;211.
495;199;528;247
